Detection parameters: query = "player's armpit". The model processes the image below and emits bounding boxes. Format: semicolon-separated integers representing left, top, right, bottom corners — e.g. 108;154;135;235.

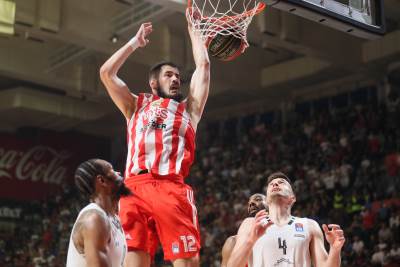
80;211;112;267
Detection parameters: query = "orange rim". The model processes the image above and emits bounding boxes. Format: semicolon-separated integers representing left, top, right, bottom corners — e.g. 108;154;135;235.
187;1;266;22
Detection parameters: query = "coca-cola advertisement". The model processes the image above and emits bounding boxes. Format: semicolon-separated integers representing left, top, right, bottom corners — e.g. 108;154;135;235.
0;131;109;200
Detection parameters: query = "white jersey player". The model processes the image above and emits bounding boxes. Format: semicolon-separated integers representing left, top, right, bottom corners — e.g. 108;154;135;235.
227;172;345;267
221;193;267;267
67;203;126;267
66;159;132;267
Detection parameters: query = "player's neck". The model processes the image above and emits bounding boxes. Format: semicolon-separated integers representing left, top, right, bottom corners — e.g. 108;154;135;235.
92;194;117;216
268;202;292;226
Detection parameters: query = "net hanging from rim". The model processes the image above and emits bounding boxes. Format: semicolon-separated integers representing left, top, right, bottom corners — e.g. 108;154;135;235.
187;0;266;43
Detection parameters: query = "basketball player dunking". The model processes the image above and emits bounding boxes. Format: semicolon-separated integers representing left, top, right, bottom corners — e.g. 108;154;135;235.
99;11;210;267
227;172;345;267
66;159;132;267
221;193;267;267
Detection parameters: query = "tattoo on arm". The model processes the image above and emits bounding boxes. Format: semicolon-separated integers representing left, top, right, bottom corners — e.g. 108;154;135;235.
72;209;109;254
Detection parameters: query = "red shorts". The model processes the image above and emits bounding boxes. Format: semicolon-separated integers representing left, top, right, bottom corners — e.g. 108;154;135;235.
119;173;200;260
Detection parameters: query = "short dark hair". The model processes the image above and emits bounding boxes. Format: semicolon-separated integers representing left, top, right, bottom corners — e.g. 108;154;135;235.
266;172;291;185
149;61;179;81
74;159;106;197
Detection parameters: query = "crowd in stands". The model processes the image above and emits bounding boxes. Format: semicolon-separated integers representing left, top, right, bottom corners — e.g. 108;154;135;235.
1;86;399;266
0;186;81;267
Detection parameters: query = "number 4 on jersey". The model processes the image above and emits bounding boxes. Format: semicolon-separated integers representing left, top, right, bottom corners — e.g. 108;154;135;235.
278;238;287;255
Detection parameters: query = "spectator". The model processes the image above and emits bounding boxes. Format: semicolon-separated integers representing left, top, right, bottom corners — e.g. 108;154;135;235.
352;235;365;255
379;223;393;242
371;244;387;266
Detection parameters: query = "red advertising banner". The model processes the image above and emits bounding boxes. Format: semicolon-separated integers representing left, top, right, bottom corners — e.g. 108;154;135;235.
0;131;109;200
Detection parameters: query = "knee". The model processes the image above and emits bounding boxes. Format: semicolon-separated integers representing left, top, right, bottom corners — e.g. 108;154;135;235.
172;254;199;267
124;251;151;267
188;255;199;266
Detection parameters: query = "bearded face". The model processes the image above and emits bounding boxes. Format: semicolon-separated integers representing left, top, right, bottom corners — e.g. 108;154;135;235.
101;162;132;199
112;174;132;199
248;194;267;217
152;65;183;102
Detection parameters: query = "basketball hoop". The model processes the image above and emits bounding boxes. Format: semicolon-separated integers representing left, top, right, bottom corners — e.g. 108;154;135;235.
187;0;266;43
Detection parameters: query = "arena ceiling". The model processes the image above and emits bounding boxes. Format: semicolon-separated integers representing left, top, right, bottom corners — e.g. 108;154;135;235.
0;0;400;136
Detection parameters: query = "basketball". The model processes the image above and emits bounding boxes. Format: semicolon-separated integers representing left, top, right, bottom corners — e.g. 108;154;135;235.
207;34;246;61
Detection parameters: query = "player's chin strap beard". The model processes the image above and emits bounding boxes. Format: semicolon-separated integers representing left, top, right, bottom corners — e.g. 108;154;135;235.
115;184;133;199
155;86;183;102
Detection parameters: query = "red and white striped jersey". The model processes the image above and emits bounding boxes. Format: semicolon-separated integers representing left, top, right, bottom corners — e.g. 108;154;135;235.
125;93;196;179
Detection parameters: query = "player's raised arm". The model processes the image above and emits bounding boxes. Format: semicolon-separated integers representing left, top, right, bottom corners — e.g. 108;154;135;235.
100;22;152;120
185;10;210;130
79;210;112;267
309;219;345;267
227;210;272;267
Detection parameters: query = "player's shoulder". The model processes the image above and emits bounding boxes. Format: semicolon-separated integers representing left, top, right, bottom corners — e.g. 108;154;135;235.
222;235;237;253
78;208;109;230
300;217;321;233
304;218;319;226
292;216;319;227
223;235;237;246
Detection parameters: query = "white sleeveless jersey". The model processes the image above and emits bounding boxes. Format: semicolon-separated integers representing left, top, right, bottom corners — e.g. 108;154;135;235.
66;203;127;267
249;217;312;267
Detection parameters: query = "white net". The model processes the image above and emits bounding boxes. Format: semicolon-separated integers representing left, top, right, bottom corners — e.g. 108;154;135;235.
187;0;265;43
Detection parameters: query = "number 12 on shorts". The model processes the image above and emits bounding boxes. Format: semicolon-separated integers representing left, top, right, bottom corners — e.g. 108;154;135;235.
180;235;197;252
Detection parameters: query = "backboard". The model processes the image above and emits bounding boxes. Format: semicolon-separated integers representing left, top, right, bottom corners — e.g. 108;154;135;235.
267;0;385;39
